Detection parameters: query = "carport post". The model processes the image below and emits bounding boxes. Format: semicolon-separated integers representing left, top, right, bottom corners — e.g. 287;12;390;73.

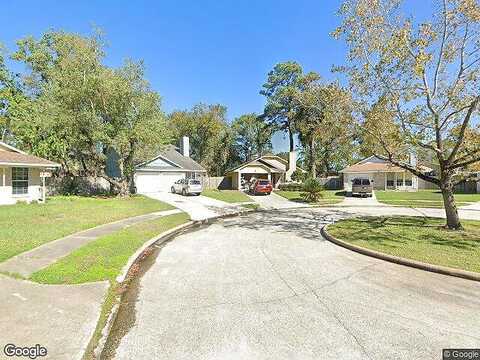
237;171;241;190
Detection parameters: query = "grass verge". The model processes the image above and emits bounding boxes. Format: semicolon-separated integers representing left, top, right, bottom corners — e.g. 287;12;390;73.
327;216;480;273
275;190;345;205
202;189;251;203
30;212;189;284
375;190;480;208
0;195;173;263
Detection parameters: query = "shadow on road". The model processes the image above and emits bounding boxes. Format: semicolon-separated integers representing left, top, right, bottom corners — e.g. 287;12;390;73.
223;208;354;241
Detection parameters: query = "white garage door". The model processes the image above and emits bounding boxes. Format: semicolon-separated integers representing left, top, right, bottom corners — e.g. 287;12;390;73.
135;172;185;193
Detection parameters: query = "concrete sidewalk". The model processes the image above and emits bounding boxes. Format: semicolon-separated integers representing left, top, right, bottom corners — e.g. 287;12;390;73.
0;274;108;360
460;201;480;211
0;209;181;278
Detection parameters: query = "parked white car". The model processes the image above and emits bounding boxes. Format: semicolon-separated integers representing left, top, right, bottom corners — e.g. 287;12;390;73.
171;179;203;196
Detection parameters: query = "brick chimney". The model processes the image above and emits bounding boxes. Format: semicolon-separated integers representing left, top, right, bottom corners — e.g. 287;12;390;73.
180;136;190;158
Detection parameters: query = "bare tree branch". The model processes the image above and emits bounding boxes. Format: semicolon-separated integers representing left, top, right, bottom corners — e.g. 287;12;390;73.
447;96;480;164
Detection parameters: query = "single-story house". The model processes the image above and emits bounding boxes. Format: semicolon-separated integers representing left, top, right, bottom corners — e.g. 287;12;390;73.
340;155;433;192
226;154;297;190
134;137;206;193
0;141;60;205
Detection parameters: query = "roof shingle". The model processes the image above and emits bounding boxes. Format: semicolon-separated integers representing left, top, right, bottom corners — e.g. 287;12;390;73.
137;145;206;172
0;151;60;167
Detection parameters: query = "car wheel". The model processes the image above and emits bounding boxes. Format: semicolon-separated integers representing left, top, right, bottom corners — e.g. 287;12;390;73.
182;189;187;196
171;187;175;194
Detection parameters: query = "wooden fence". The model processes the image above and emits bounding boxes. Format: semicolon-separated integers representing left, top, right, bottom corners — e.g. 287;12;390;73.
203;176;232;190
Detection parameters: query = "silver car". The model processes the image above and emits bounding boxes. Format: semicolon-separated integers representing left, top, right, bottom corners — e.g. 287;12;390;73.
352;178;373;197
171;178;203;196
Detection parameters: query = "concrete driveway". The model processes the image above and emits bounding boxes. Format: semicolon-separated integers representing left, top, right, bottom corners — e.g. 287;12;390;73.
144;191;243;220
112;208;480;360
248;191;307;210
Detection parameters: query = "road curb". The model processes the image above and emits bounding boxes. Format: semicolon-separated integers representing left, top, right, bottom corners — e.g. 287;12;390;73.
92;207;255;359
321;225;480;283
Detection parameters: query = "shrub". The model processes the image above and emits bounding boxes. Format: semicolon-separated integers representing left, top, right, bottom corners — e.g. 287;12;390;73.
301;178;324;203
291;169;307;183
278;182;304;191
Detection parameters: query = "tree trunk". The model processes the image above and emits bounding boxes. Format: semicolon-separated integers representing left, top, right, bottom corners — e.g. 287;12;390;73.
309;137;316;178
440;182;462;230
116;179;130;197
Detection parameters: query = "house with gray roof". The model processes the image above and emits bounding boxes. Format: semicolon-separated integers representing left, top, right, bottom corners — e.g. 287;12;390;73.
134;137;207;193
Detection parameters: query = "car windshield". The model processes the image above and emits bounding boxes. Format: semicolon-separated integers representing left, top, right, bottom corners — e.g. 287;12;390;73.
189;180;201;185
258;180;270;185
362;179;370;185
353;179;362;185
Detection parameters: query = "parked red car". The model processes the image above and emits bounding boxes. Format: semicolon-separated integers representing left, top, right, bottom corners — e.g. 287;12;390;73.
250;179;273;195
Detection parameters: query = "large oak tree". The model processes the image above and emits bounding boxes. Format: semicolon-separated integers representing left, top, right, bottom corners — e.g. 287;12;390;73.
11;30;169;195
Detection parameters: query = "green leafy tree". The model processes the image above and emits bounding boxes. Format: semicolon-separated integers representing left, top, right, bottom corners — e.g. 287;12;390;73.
260;61;320;152
168;104;236;175
334;0;480;229
12;30;169;195
0;46;30;143
295;82;356;177
231;113;274;162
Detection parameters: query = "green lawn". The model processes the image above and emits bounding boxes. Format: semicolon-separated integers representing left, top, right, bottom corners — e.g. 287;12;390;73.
0;195;173;263
376;190;480;208
202;189;252;203
275;190;345;205
328;216;480;273
30;212;189;284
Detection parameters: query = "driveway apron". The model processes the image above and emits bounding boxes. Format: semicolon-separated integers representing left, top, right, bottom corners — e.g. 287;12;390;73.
247;192;307;210
143;191;244;220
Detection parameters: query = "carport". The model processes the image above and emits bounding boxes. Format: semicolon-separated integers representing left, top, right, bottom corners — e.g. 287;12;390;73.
225;155;289;190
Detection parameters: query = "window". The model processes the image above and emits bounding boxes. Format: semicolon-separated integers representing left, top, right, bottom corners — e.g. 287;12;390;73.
189;179;201;185
12;168;28;195
396;178;403;186
361;179;371;185
387;180;394;187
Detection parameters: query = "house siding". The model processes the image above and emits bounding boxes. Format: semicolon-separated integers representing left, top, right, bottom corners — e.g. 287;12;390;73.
0;167;43;205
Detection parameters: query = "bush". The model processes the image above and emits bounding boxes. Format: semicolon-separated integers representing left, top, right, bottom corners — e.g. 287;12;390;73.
291;169;307;183
301;178;324;203
278;182;304;191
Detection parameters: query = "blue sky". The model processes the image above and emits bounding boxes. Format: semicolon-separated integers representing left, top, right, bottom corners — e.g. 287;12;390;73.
0;1;431;152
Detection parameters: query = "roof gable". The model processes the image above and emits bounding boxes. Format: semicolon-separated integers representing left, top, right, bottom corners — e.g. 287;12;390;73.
136;145;206;172
259;158;287;171
227;155;288;173
147;156;180;169
358;155;387;165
